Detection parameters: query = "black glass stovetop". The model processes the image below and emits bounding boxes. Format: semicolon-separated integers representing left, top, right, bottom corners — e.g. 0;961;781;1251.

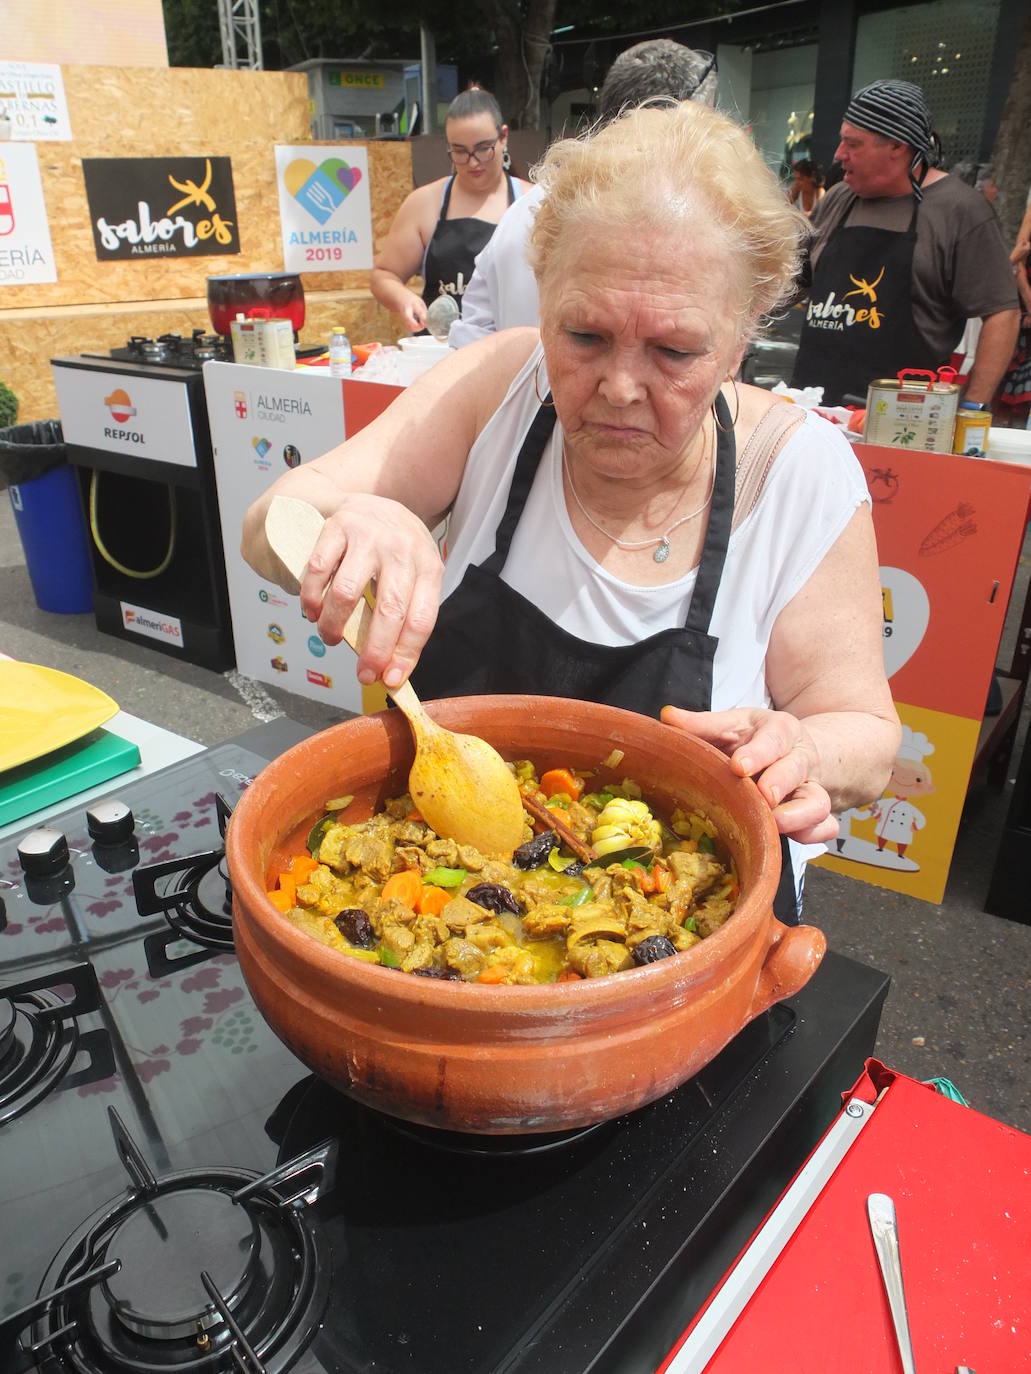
0;719;890;1374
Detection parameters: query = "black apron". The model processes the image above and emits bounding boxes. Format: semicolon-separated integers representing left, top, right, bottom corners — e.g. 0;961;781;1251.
421;173;517;313
792;195;942;405
410;392;800;922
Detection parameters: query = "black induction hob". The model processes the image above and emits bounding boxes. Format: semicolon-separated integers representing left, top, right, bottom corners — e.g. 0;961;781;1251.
0;718;890;1374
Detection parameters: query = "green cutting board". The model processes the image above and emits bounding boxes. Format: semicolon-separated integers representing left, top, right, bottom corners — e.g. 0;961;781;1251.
0;728;141;827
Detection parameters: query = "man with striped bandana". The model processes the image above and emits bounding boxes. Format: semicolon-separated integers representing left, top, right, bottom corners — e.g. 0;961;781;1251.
792;79;1018;407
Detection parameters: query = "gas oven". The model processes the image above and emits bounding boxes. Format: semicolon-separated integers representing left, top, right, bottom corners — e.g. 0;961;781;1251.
0;718;890;1374
50;334;235;673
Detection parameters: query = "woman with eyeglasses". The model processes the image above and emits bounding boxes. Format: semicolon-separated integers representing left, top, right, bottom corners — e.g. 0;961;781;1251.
370;87;532;333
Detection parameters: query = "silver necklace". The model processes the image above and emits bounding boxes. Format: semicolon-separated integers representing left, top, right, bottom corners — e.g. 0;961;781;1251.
563;421;716;564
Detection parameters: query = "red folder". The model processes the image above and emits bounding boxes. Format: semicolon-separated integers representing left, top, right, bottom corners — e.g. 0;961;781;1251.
660;1061;1030;1373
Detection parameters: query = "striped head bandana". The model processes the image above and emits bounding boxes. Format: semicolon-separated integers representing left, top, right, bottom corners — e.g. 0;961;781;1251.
843;79;940;199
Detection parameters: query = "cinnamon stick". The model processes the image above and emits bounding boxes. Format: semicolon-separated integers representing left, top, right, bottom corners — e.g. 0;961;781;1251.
520;792;597;866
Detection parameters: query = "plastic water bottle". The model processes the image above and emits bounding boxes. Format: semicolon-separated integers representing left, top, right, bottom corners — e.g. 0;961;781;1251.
328;326;351;377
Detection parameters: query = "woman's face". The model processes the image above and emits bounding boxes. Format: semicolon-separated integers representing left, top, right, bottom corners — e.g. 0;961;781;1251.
445;113;506;190
539;222;748;480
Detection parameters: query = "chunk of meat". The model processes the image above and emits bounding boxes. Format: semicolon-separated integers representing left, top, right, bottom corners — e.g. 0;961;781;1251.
296;867;356;919
666;849;725;921
342;828;396;882
693;893;735;937
394;845;432;874
444;937;487;977
465;922;515;953
521;903;571;939
380;923;415;962
456;844;487;872
569;938;634;979
441;895;493;931
567;905;628;949
425;838;460;867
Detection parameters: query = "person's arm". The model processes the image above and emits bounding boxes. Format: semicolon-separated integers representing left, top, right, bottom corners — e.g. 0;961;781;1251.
663;504;900;844
1010;198;1031;266
369;184;435;333
241;328;540;687
448;235;499;348
962;307;1021;404
1016;261;1031;317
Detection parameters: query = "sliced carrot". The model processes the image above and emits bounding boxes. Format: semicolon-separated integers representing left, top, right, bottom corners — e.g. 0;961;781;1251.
417;885;452;916
289;854;319;881
407;808;424;823
276;872;297;906
476;963;508;984
556;967;584;982
381;869;424;909
540;768;583;801
266;889;292;912
650;864;671;894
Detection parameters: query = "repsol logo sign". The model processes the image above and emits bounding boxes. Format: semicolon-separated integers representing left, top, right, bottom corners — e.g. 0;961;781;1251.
104;427;145;442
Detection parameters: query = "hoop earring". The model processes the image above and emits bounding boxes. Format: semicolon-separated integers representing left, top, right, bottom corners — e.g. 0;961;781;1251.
534;353;554;407
502;146;512;171
713;376;740;432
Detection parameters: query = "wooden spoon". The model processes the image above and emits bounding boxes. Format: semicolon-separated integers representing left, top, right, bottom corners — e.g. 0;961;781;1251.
264;495;526;857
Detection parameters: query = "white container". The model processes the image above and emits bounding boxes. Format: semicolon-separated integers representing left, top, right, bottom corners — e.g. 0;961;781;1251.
985;426;1031;466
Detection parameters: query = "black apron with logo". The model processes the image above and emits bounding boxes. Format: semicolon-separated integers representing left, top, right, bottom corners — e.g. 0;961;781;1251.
421;173;516;313
410;393;800;922
792;196;941;405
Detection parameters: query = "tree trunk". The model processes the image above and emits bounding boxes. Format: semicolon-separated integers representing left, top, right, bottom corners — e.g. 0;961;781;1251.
990;3;1031;246
478;0;558;129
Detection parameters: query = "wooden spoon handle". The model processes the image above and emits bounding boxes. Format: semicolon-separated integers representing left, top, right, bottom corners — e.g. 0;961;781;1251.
265;494;374;661
265;495;427;719
520;791;597;865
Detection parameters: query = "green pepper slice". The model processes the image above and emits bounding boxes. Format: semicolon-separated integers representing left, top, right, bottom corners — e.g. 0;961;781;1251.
558;884;592;908
422;866;467;888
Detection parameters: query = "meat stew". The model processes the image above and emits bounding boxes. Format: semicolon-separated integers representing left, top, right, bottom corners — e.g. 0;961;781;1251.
266;760;739;984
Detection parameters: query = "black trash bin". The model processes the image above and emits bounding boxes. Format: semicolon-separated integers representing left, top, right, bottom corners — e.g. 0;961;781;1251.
1;420;94;614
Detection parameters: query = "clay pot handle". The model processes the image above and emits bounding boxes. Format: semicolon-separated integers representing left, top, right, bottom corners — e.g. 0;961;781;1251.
749;919;827;1017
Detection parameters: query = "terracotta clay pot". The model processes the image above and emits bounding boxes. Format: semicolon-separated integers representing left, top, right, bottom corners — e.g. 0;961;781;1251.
227;696;826;1134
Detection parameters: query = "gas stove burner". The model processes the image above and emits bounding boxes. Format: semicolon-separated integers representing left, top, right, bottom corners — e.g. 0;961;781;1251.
384;1112;613;1157
2;1109;335;1374
0;964;114;1125
133;795;236;950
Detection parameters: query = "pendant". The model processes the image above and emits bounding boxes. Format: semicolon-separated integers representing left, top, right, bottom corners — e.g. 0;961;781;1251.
653;539;671;564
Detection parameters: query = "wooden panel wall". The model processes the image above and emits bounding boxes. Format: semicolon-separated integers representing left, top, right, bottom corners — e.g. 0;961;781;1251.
0;65;414;422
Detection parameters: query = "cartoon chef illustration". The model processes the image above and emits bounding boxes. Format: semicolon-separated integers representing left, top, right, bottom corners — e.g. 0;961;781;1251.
870;726;936;858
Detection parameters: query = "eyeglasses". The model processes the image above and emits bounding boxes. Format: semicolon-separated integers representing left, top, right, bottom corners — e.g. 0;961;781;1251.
448;138;499;165
691;51;717;92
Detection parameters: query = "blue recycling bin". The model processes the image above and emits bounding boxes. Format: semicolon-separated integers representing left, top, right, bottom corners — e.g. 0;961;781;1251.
4;421;94;615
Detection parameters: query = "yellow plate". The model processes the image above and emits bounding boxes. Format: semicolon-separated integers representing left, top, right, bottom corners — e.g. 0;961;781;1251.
0;662;119;773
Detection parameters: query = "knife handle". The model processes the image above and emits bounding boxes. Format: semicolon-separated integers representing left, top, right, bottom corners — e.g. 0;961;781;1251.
867;1193;917;1374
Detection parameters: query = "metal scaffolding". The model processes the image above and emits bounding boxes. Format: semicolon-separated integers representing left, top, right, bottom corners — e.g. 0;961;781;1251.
217;0;263;70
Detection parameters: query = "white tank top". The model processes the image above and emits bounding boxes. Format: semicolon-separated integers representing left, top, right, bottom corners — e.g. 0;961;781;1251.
441;345;872;900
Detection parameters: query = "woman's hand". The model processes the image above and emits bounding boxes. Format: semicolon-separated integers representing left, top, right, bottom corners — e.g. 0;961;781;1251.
400;290;429;334
660;705;839;846
298;494;445;690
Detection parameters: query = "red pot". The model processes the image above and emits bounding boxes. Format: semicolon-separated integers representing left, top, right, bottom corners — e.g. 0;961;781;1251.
206;271;305;335
226;696;826;1134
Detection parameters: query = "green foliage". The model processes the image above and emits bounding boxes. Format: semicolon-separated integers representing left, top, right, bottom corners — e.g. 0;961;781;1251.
0;380;18;430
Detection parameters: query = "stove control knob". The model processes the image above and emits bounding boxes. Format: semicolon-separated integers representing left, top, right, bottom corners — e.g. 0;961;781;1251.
86;799;135;846
17;826;71;877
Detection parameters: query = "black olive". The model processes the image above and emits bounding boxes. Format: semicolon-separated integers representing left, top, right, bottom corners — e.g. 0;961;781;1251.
633;935;678;965
465;882;522;915
563;860;584;877
411;965;463;980
334;909;376;949
512;830;558;869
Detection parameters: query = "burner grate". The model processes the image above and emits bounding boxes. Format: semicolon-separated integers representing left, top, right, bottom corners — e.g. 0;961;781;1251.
1;1109;335;1374
0;964;114;1125
132;795;235;950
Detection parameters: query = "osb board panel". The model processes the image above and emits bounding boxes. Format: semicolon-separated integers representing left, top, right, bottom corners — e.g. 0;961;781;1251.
0;67;413;309
2;291;400;424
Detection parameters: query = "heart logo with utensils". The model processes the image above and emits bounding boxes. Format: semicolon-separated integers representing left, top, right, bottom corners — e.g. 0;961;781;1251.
252;437;271;458
336;163;362;193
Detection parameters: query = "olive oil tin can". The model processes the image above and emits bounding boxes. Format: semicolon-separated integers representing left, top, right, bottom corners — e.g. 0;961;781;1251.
863;369;960;452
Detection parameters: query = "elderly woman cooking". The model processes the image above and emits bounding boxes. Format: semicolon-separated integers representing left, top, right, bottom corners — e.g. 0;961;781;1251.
242;101;901;921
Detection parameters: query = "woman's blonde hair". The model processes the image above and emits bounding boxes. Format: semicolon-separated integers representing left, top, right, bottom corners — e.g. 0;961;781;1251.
529;100;809;335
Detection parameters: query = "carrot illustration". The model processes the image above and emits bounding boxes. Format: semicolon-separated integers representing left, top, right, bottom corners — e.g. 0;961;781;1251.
918;503;977;556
